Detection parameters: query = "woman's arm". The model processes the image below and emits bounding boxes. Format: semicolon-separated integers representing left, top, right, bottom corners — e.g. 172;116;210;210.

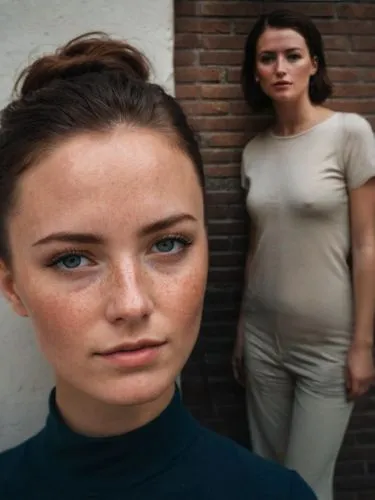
347;177;375;397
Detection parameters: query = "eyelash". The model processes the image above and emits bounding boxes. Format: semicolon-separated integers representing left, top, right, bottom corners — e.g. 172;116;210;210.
47;248;93;269
260;53;301;63
46;234;193;270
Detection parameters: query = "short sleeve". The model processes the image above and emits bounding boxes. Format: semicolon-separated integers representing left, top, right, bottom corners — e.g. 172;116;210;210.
289;471;317;499
342;113;375;190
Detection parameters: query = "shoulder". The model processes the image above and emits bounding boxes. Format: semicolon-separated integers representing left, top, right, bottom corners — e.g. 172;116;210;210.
0;442;25;475
243;130;270;157
0;434;39;496
188;425;316;499
340;112;374;138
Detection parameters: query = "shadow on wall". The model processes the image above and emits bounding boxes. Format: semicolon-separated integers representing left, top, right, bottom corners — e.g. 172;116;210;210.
0;302;53;452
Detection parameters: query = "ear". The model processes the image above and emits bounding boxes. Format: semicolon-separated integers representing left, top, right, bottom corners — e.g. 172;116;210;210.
311;56;318;76
0;261;29;317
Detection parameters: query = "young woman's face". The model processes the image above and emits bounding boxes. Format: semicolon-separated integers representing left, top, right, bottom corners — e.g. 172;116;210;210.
1;127;208;406
255;27;317;105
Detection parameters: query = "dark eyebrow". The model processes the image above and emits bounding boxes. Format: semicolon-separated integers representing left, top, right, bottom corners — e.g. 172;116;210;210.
32;232;104;247
139;213;197;237
259;47;301;55
32;213;197;247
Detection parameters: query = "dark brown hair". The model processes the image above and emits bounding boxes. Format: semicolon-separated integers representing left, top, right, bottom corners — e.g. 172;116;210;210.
241;9;333;112
0;32;205;265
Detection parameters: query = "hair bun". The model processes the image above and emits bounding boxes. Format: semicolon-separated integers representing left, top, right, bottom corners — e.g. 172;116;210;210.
16;32;150;97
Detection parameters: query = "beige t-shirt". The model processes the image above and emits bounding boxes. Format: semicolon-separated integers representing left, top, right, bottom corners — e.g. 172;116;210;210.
241;112;375;334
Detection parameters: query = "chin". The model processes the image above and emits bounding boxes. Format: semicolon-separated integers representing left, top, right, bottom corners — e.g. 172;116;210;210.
270;90;304;106
272;93;295;103
89;369;178;407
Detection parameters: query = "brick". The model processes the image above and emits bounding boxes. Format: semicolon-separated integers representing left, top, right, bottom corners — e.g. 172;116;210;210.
201;84;243;100
234;20;255;35
335;493;356;500
350;413;375;430
201;34;246;50
208;267;244;283
205;191;243;204
323;35;350;51
204;132;246;148
352;36;375;52
335;475;375;492
190;116;248;132
334;84;375;99
357;69;375;82
358;494;375;500
175;67;223;83
316;20;375;35
174;49;197;66
209;251;244;267
326;51;375;67
175;19;231;34
330;99;375;114
206;176;240;191
229;101;251;116
200;51;243;66
175;84;201;99
205;164;241;177
337;4;375;19
328;68;359;83
181;101;230;116
227;67;241;83
208;237;231;252
231;236;247;252
356;431;375;446
262;2;335;17
175;33;201;49
202;150;242;165
175;1;196;17
335;461;366;476
198;2;261;18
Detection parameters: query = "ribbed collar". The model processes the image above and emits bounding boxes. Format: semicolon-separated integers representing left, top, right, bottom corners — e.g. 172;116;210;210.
33;387;200;491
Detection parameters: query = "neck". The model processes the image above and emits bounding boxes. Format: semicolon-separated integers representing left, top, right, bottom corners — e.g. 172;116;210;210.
272;94;328;136
55;381;175;437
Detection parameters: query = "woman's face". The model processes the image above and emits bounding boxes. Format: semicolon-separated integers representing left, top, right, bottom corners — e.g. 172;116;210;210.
255;27;317;105
1;127;208;407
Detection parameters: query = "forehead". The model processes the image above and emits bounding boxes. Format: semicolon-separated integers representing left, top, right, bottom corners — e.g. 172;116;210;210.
12;127;203;239
257;27;308;52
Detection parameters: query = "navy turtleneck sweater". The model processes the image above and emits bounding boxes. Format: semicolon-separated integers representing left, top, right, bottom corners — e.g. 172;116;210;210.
0;389;316;499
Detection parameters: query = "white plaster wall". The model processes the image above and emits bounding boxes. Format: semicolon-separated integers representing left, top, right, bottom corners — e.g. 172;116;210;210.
0;0;174;451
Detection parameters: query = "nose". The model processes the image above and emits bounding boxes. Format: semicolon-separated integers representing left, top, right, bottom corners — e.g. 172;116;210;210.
104;260;154;326
275;56;287;76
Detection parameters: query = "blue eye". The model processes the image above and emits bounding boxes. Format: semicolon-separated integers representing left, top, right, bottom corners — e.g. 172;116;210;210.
51;253;91;270
152;237;190;254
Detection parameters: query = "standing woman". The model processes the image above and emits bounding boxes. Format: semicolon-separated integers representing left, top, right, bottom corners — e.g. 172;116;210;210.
233;9;375;500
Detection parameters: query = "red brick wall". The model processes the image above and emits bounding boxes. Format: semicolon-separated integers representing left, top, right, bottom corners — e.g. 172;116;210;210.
175;2;375;499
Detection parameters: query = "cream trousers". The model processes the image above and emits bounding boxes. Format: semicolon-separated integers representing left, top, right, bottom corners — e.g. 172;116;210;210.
243;296;354;500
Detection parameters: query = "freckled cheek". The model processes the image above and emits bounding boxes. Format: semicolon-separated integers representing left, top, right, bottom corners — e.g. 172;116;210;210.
20;285;95;360
163;263;208;334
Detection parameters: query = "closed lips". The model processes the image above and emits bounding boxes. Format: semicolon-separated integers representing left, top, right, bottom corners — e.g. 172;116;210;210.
100;340;166;355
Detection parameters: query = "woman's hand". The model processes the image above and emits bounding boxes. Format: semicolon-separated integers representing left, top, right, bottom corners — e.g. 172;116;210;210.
346;341;375;399
232;318;246;387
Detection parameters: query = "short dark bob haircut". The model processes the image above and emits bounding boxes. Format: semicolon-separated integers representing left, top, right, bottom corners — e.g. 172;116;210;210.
241;9;333;112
